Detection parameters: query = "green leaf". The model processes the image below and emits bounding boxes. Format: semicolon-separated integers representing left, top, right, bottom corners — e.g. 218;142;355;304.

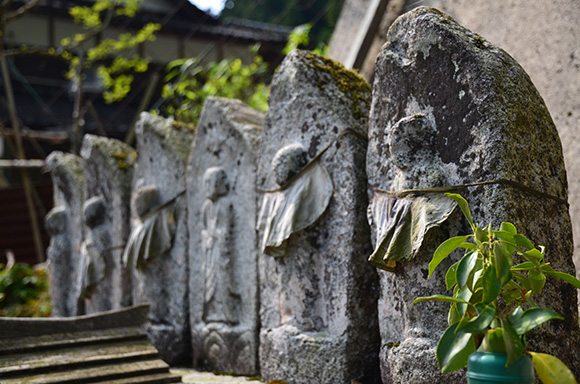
457;251;478;290
429;235;471;278
460;242;477;251
512;262;536;271
500;222;517;234
437;321;476;373
509;307;563;336
529;352;579;384
493;242;512;285
500;318;524;366
483;267;501;304
411;295;471;306
524;248;544;264
528;268;547;294
513;272;532;290
446;261;459;290
445;193;474;229
457;302;496;334
475;226;488;244
494;230;516;243
541;268;580;290
455;286;473;318
479;328;506;353
513;234;535;250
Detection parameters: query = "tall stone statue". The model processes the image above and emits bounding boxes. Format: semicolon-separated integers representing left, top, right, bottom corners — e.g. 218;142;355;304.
79;196;111;313
129;113;194;365
257;50;380;384
201;167;240;325
81;134;136;313
188;97;263;375
368;7;580;382
45;206;73;316
45;151;84;316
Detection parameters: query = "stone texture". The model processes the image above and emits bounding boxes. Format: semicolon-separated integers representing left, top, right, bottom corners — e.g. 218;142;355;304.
187;97;263;376
80;134;135;314
128;113;194;365
368;7;580;383
45;152;84;317
407;0;580;287
257;50;380;384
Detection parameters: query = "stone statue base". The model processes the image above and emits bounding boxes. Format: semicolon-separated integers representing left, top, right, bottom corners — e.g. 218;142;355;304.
259;325;349;384
193;323;257;375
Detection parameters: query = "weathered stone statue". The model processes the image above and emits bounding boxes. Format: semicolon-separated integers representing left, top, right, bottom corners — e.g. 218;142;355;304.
368;7;580;382
80;134;136;313
258;143;333;259
257;50;380;384
129;113;194;365
123;185;175;270
188;97;263;375
45;151;84;316
79;196;111;313
45;206;73;316
201;167;240;325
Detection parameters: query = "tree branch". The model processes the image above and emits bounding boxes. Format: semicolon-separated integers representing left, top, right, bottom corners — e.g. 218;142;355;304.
3;0;41;24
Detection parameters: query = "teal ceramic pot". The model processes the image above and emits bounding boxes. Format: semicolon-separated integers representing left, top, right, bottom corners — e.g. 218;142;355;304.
467;351;534;383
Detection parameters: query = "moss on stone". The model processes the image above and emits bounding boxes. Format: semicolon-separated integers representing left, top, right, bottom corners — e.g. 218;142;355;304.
295;50;371;121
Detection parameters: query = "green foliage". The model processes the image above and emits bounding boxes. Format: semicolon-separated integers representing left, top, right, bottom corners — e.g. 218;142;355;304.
0;262;51;317
61;0;160;103
283;24;311;54
158;44;269;124
412;193;580;383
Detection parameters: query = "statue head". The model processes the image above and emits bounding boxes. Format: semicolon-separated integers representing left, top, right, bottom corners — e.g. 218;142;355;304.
45;206;67;235
83;196;106;228
388;114;438;170
203;167;229;201
272;143;308;186
133;185;160;218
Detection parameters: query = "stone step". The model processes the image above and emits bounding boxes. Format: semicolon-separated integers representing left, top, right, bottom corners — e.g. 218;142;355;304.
1;359;180;384
0;339;158;376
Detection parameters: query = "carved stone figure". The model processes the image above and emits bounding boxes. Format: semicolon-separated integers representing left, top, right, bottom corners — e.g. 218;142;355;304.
201;167;240;324
257;50;380;384
45;206;73;316
367;115;456;271
45;151;84;316
130;113;194;365
258;143;333;258
368;7;580;382
123;185;175;270
79;196;112;313
188;97;263;375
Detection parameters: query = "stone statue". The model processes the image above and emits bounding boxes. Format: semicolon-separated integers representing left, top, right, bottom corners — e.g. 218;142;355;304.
257;143;333;257
367;115;456;271
201;167;240;324
45;206;73;316
79;196;110;312
123;185;176;270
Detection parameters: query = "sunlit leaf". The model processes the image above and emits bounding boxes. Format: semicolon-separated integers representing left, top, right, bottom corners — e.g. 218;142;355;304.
411;295;470;307
456;302;495;334
529;352;579;384
457;251;478;290
500;222;517;234
446;261;459;290
429;235;471;278
445;193;474;229
478;328;506;353
528;268;546;294
541;267;580;290
509;307;563;336
513;234;535;250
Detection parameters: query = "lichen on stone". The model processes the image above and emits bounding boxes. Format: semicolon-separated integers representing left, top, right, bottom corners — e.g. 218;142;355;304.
295;50;371;121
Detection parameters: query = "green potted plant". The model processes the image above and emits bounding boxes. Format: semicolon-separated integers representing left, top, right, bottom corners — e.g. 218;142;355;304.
413;193;580;384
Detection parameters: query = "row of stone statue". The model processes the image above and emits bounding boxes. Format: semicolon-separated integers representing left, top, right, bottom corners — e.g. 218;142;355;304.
44;8;580;384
